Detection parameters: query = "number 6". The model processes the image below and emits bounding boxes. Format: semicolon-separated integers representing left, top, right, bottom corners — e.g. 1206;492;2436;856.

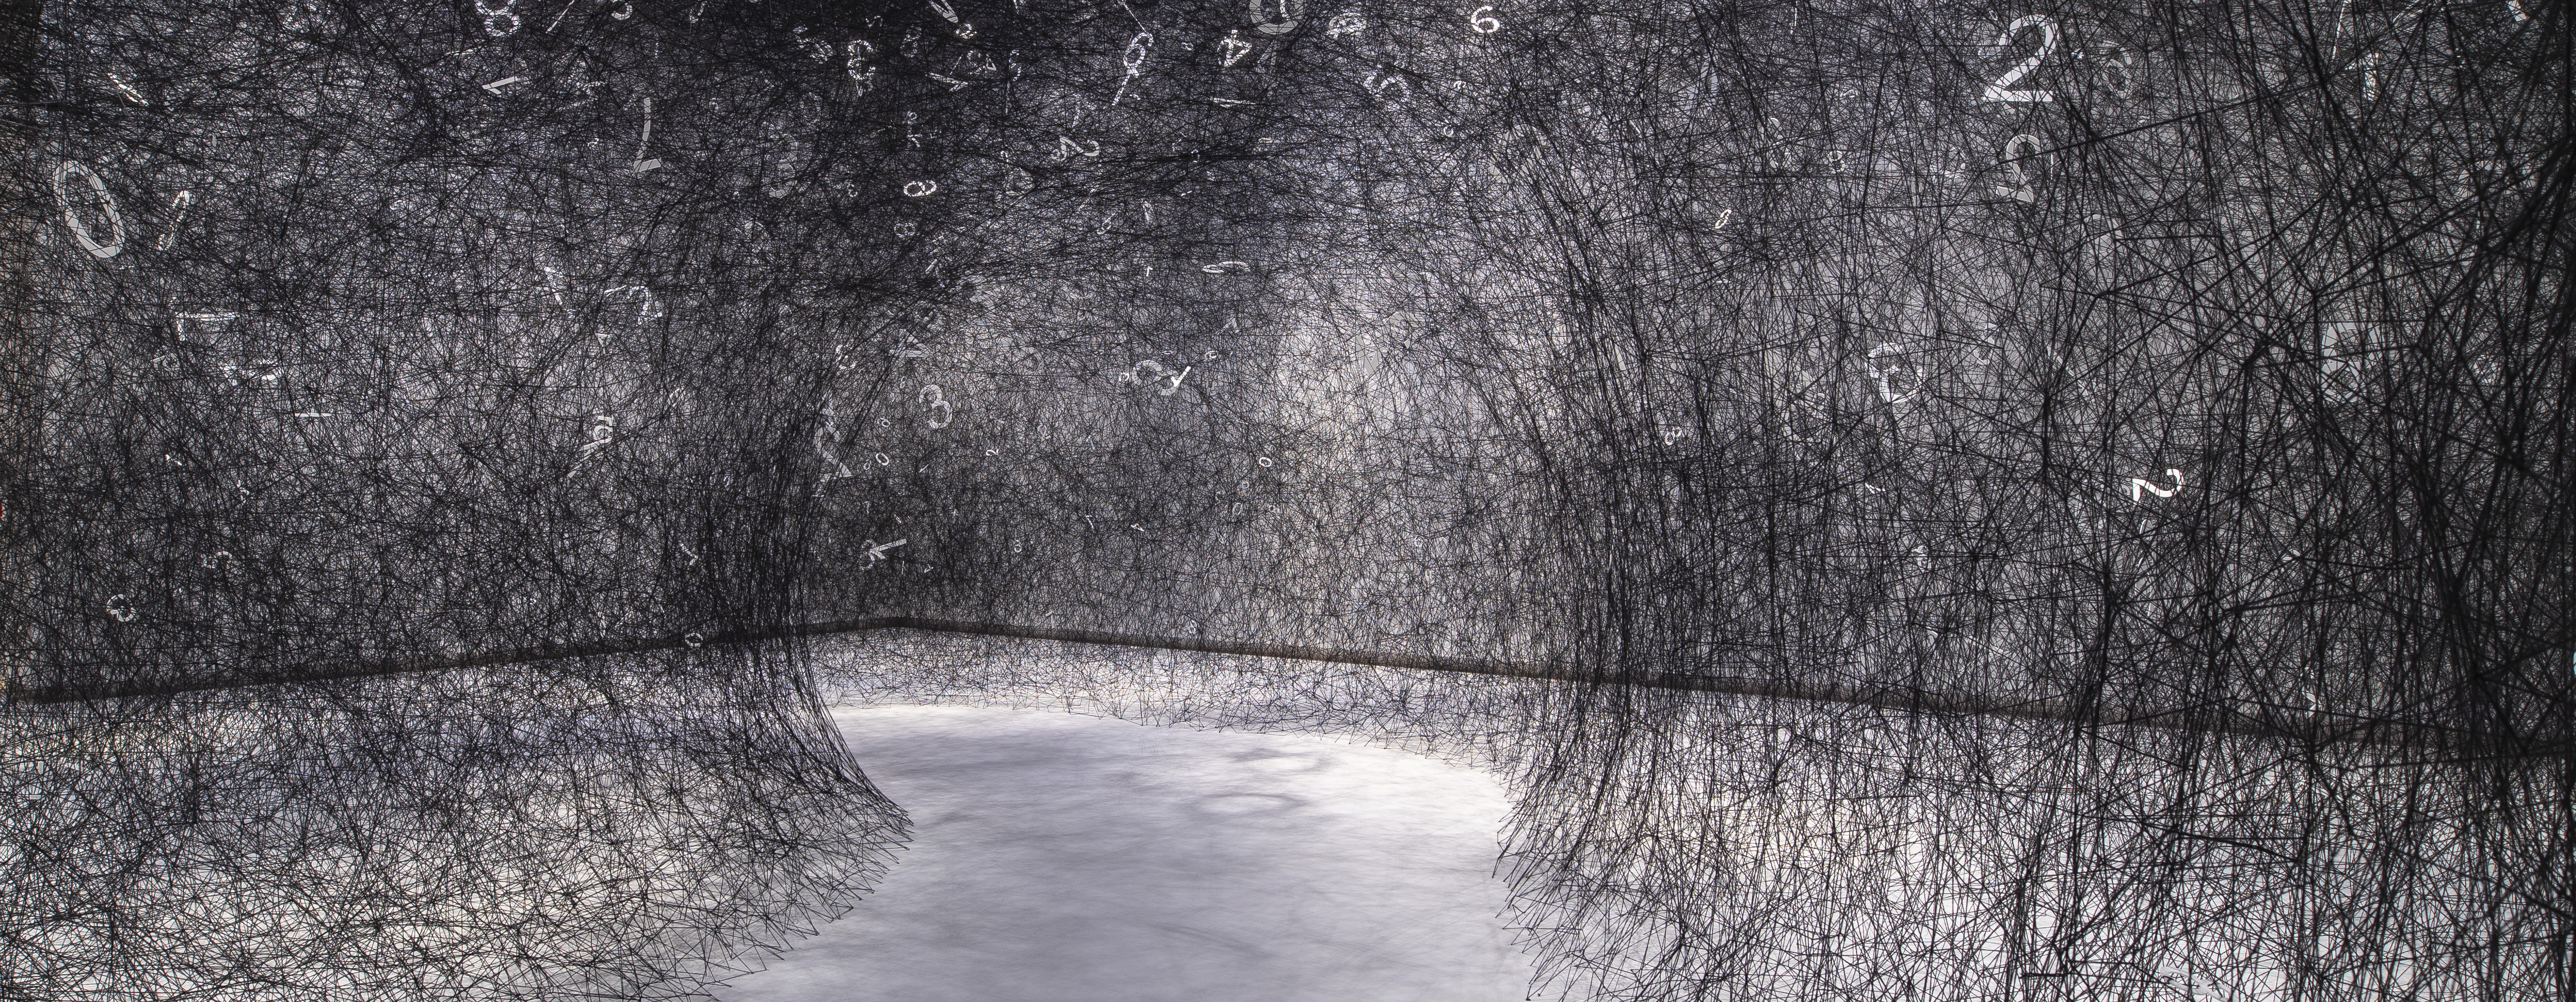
1468;5;1502;33
1992;133;2043;203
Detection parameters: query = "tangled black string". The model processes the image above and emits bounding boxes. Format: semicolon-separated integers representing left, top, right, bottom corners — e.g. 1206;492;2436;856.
1;0;2567;997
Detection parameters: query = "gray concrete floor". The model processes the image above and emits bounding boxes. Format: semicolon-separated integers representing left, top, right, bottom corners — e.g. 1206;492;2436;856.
712;704;1535;1001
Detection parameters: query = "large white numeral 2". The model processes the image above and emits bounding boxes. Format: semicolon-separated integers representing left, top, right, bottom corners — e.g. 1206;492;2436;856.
1983;15;2059;102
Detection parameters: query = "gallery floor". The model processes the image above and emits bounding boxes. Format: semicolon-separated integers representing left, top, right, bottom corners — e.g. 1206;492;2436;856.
711;704;1535;1001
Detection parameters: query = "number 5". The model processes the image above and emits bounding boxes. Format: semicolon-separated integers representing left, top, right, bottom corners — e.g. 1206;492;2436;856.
1982;15;2058;102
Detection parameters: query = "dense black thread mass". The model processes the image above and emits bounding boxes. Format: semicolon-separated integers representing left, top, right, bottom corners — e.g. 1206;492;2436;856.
1;0;2569;998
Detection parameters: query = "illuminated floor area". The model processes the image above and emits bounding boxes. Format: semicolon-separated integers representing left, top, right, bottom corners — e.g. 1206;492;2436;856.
713;704;1534;1002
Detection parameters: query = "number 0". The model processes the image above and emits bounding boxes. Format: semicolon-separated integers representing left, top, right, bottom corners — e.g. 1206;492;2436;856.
52;161;125;259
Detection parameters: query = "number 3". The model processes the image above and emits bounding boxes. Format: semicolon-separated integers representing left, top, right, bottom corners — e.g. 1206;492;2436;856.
1983;15;2058;102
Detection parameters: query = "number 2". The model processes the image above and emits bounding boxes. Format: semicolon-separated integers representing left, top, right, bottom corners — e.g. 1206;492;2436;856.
2129;468;2183;502
1983;15;2058;102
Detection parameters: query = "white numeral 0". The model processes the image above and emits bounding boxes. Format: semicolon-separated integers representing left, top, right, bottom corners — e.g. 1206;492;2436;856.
1251;0;1300;35
53;161;125;259
1982;15;2058;102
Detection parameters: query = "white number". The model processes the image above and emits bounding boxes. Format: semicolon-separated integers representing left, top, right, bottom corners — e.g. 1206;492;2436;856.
52;161;125;259
568;412;617;477
2091;43;2137;98
582;414;615;457
1251;0;1300;35
1326;11;1365;36
1115;32;1153;104
904;180;939;196
1982;15;2058;102
1767;346;1828;441
1992;133;2042;203
921;384;953;428
816;408;857;486
1866;343;1925;404
477;0;521;35
106;594;137;622
847;39;877;88
632;97;662;172
1468;5;1502;33
173;311;237;342
1219;29;1254;66
107;73;148;106
1759;116;1791;171
600;284;660;344
1362;66;1410;101
2129;468;2184;501
1122;360;1191;395
2321;321;2375;401
156;190;192;250
794;26;835;61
